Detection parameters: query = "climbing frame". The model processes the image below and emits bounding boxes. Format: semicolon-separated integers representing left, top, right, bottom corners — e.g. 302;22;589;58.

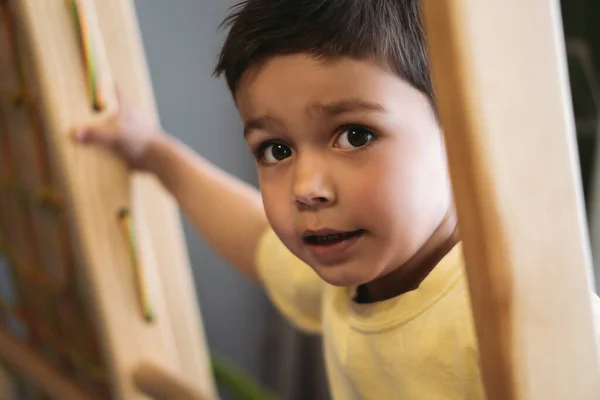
0;1;107;397
0;0;215;399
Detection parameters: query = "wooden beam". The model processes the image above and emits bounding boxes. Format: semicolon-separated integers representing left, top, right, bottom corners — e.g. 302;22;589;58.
92;2;216;395
10;0;216;398
422;1;600;399
0;331;92;400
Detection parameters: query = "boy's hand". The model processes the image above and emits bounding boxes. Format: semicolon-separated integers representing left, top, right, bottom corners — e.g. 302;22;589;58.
72;87;163;170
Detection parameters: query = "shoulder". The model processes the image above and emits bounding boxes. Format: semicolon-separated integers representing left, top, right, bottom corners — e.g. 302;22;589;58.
255;227;325;333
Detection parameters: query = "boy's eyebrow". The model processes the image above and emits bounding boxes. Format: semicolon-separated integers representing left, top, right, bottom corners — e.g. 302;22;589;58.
311;99;386;116
243;116;283;138
243;99;384;137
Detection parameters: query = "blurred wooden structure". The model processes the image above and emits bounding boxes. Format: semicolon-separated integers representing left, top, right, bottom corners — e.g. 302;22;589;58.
422;0;600;399
0;0;216;398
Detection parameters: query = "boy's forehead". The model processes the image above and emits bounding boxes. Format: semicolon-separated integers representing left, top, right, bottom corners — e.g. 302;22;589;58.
235;54;421;120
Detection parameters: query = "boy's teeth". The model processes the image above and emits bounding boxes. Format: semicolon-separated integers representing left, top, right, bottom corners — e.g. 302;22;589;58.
305;230;363;245
318;234;342;243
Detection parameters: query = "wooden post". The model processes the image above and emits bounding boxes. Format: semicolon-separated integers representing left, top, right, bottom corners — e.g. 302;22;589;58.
422;1;600;399
0;0;216;398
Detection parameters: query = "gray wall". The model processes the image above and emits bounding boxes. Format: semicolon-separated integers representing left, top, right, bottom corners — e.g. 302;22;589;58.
133;0;274;387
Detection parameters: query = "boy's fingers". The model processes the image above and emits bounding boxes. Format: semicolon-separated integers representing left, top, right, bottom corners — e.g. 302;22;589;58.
71;108;121;144
71;126;95;143
72;121;113;144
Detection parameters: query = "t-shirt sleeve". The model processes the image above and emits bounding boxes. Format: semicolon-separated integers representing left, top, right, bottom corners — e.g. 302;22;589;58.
255;227;324;334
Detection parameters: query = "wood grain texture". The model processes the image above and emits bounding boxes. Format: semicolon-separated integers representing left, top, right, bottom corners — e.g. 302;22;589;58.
11;0;215;398
422;1;600;399
91;2;216;395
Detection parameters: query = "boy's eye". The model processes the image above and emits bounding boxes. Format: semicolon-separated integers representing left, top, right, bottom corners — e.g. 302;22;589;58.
336;126;374;149
261;143;292;164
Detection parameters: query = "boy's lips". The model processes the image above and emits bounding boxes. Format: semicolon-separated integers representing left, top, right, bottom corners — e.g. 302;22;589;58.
301;228;365;261
302;228;359;237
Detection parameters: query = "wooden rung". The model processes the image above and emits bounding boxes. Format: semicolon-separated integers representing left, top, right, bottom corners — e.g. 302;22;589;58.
132;362;211;400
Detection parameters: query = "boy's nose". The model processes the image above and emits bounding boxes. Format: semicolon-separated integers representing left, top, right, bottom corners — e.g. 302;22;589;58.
293;165;336;210
294;192;332;210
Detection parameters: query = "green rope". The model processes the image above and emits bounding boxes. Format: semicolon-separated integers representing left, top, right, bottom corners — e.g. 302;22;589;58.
212;356;277;400
67;0;105;111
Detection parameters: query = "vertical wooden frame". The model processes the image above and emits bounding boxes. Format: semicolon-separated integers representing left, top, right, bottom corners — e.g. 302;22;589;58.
0;0;217;398
422;1;600;399
91;2;216;391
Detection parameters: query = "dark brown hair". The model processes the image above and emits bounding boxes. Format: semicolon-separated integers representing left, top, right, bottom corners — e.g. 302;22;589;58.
214;0;433;106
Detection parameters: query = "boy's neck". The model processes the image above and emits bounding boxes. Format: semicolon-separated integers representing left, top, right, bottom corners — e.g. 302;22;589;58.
359;208;460;303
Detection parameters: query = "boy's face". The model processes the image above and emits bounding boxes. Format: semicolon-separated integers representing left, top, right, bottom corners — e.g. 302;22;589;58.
237;54;453;287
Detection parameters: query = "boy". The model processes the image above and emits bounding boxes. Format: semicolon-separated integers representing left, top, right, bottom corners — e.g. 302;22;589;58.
73;0;600;399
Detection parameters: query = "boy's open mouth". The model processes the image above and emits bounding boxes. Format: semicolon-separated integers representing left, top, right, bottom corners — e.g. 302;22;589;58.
302;229;365;245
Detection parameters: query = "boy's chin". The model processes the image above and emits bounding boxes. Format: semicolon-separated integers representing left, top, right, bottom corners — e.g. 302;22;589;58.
311;262;381;288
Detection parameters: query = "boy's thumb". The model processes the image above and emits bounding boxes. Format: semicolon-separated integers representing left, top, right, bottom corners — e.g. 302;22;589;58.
71;126;91;143
71;124;108;144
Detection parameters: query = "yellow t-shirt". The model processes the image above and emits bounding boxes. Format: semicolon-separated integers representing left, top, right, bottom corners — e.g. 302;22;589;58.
255;228;600;400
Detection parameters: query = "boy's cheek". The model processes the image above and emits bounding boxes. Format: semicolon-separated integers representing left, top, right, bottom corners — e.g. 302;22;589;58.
349;165;434;238
348;165;404;210
261;191;295;239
